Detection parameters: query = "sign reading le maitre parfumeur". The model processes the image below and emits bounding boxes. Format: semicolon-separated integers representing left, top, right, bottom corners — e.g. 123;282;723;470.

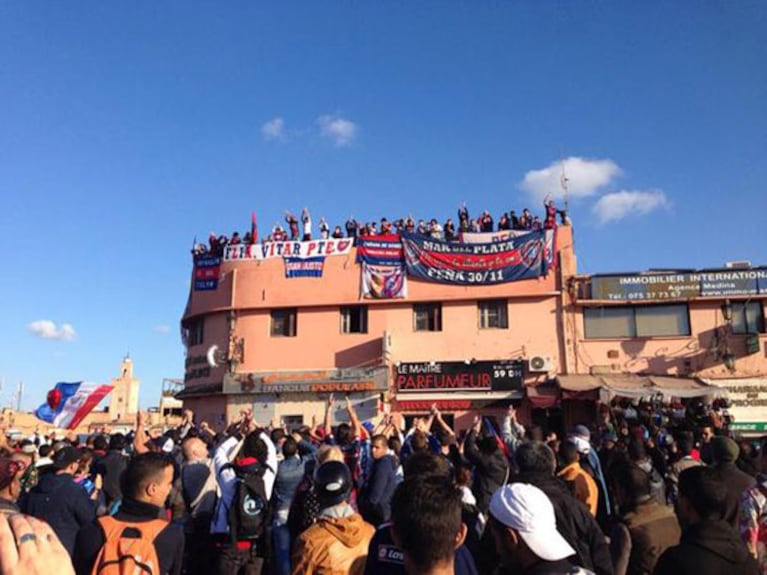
395;360;524;393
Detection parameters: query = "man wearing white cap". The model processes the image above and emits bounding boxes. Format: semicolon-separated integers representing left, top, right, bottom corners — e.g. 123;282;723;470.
488;482;596;575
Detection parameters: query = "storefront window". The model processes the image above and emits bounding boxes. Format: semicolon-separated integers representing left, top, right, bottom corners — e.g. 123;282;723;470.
732;301;765;334
340;305;368;334
584;304;690;338
414;303;442;332
270;308;297;337
635;305;690;336
182;318;205;346
478;299;508;329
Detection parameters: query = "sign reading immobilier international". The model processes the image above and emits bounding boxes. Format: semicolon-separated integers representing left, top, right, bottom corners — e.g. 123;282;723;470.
590;268;767;301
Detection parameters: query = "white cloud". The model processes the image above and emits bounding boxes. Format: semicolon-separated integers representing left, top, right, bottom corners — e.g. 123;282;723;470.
27;320;76;341
316;114;358;147
153;325;170;334
261;117;286;141
592;189;670;224
519;157;622;202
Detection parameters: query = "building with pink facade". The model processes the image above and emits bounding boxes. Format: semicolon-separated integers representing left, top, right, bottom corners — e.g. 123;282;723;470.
178;223;767;434
564;267;767;432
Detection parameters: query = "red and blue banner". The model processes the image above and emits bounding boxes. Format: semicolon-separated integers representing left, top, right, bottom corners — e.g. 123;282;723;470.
401;230;548;285
194;254;221;291
284;256;325;278
461;229;557;269
361;263;407;299
356;235;404;266
35;382;113;430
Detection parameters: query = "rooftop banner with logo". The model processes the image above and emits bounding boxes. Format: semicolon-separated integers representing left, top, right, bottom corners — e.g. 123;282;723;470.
401;230;548;285
356;234;404;266
223;238;353;261
361;263;407;299
284;256;325;278
193;254;221;290
462;229;556;268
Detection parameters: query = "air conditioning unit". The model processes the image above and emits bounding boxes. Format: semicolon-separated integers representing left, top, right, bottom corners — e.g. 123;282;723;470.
528;355;554;373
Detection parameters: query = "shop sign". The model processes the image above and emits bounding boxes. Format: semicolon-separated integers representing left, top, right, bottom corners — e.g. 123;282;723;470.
395;360;523;393
709;378;767;431
224;372;388;394
184;355;211;382
730;422;767;433
589;268;767;301
395;400;473;411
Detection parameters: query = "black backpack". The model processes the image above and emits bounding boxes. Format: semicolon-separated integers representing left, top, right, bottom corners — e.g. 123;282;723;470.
222;461;272;542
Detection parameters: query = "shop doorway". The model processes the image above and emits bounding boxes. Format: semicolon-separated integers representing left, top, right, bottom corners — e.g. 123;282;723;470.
531;407;565;438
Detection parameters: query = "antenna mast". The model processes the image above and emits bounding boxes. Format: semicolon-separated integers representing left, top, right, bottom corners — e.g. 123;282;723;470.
16;381;23;412
559;155;570;213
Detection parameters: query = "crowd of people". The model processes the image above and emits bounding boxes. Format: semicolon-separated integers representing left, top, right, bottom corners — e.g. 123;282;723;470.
0;394;763;575
192;198;568;257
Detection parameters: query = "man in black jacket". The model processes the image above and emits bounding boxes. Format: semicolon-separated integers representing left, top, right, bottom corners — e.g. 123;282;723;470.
359;434;398;527
92;433;128;509
24;447;97;557
74;452;185;575
710;435;755;528
464;416;509;514
511;441;613;575
655;466;757;575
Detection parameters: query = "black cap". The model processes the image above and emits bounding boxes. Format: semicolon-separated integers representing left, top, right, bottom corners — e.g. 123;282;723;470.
51;446;82;470
314;461;352;508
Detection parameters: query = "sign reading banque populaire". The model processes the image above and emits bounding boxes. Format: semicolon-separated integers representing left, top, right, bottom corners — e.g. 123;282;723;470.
590;268;767;301
401;230;548;285
223;238;353;261
395;360;524;392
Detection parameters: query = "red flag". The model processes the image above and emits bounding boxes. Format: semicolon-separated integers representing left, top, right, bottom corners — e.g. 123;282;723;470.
251;212;258;242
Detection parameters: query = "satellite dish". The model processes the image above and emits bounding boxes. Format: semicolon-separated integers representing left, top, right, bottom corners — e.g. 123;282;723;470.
206;345;225;368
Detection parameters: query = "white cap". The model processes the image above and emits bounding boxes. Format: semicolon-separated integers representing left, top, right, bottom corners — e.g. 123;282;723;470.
489;483;575;562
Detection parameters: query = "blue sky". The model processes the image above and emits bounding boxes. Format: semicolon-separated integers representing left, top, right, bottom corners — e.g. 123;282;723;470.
1;2;765;410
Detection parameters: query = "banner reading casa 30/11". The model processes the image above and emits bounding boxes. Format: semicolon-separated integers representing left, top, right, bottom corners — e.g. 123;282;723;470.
401;230;549;285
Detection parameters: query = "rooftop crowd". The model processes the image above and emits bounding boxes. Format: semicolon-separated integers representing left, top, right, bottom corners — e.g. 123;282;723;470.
0;393;762;575
193;198;568;258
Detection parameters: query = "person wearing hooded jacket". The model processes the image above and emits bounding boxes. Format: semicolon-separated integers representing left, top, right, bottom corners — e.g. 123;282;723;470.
654;466;758;575
710;435;755;529
292;460;375;575
24;447;97;557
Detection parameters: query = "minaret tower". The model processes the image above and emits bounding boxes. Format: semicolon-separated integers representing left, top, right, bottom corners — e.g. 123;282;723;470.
108;356;140;420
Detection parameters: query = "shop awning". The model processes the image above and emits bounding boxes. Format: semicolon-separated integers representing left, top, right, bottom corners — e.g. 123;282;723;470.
556;375;603;392
649;376;720;398
525;382;560;409
556;374;719;400
175;382;222;399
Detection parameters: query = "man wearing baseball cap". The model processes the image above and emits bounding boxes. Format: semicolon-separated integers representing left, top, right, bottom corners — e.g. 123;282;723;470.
488;482;594;575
